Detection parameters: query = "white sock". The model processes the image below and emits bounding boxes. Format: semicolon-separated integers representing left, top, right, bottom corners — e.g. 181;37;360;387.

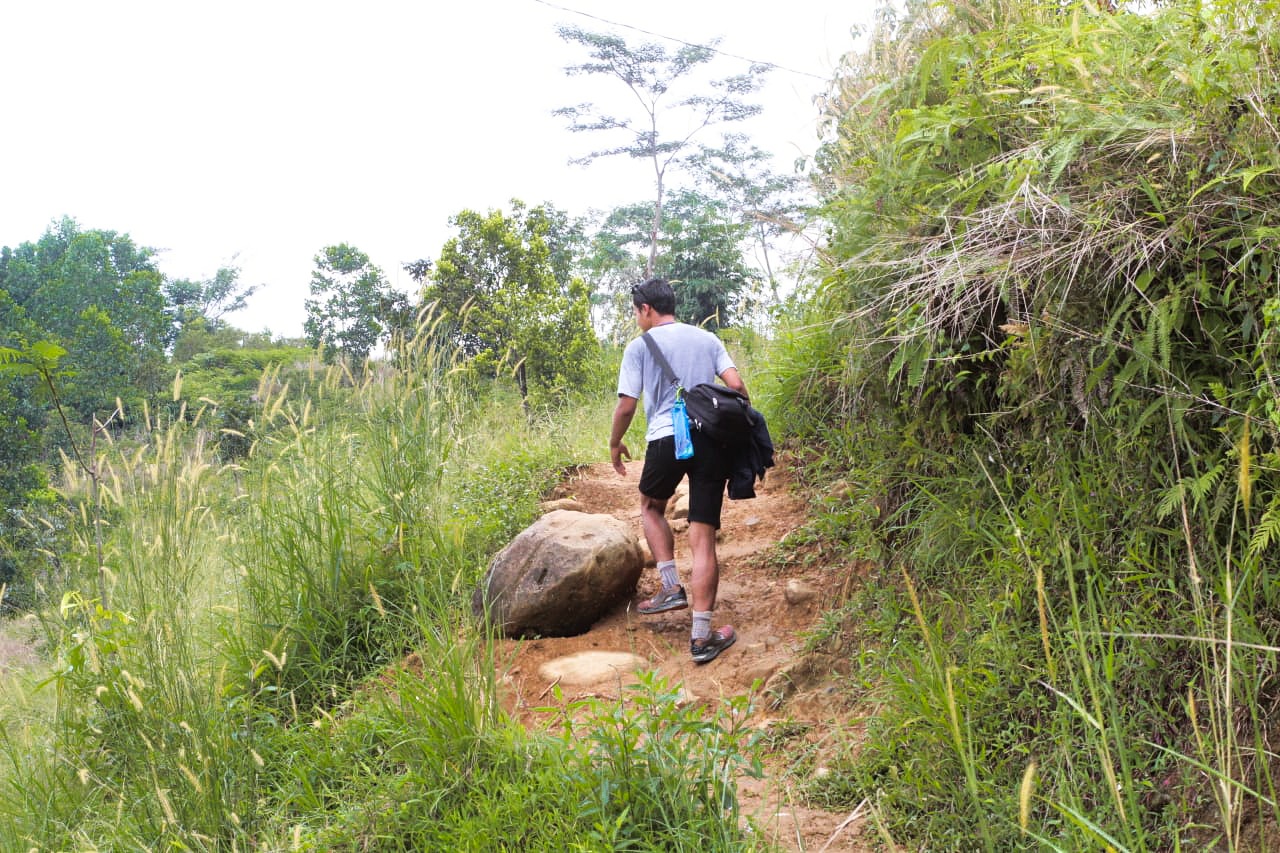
658;560;679;589
692;611;712;642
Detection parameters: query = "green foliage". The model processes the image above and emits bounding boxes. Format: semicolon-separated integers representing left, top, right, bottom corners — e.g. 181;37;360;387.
172;340;316;459
304;243;409;367
164;263;259;348
0;217;169;421
248;655;763;851
0;223;276;611
687;134;809;297
0;302;768;851
0;377;52;606
768;0;1280;847
0;300;55;605
548;674;766;851
223;340;460;713
423;201;600;406
0;407;261;849
593;189;763;330
555;25;769;275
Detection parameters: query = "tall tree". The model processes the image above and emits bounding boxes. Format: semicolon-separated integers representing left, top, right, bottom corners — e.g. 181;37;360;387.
304;244;406;367
659;189;760;329
0;290;50;600
582;214;648;343
165;263;259;335
555;26;769;275
165;263;262;362
687;134;809;295
421;201;598;404
589;189;760;331
0;217;169;421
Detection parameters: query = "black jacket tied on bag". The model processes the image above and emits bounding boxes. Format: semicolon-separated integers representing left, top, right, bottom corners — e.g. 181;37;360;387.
728;407;774;500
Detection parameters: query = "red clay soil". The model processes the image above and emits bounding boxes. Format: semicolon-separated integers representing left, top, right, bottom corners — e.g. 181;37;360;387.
492;455;876;852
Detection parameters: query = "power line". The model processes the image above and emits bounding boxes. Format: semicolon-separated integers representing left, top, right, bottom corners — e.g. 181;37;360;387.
530;0;829;81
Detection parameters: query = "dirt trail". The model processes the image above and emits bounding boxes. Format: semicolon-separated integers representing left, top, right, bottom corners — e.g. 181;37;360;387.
493;455;873;852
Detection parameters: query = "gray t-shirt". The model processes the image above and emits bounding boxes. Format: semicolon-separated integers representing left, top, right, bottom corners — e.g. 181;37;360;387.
617;322;737;443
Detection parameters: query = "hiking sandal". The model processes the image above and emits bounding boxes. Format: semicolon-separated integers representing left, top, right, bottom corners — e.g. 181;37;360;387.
691;626;736;664
636;585;688;614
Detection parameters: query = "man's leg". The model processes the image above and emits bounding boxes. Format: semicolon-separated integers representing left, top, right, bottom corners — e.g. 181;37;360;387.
636;492;687;613
686;520;718;612
640;494;675;564
684;435;735;662
687;518;734;661
635;447;688;614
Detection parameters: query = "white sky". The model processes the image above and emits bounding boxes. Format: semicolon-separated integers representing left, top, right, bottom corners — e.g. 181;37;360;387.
0;1;876;337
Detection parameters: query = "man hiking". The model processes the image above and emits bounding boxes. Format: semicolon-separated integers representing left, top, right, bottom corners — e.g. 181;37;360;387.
608;277;748;664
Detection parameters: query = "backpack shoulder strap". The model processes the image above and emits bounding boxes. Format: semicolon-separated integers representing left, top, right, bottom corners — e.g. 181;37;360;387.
640;332;683;390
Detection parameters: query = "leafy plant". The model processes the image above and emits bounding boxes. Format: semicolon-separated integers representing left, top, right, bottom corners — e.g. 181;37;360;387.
769;0;1280;847
548;672;767;850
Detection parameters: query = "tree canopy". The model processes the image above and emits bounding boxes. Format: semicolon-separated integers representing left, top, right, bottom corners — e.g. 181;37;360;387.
304;244;407;367
165;262;259;354
0;217;169;421
421;201;598;403
588;189;760;331
555;25;769;275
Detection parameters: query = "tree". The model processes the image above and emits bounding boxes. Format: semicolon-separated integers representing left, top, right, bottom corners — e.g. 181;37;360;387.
0;291;51;603
166;263;262;362
165;262;259;341
421;201;598;404
0;217;170;421
171;318;251;364
582;214;649;343
303;244;406;366
659;190;760;329
555;26;769;275
588;189;760;330
687;134;809;295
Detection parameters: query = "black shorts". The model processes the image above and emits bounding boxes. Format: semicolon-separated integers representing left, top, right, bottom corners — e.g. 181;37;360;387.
639;431;732;529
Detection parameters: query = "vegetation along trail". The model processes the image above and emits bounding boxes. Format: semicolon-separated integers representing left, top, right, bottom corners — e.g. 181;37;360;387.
493;454;875;852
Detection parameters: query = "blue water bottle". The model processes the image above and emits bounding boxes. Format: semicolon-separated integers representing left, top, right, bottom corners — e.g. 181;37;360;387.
672;393;694;459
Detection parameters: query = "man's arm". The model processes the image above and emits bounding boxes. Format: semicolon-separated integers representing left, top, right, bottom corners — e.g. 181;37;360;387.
610;394;638;476
719;367;749;401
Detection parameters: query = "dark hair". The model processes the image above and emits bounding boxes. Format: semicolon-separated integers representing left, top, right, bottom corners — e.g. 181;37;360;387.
631;277;676;315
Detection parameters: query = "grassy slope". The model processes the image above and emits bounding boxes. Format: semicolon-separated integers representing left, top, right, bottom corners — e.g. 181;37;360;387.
0;339;772;851
763;0;1280;849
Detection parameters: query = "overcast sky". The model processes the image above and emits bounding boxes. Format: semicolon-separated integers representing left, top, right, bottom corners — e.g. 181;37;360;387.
1;1;877;337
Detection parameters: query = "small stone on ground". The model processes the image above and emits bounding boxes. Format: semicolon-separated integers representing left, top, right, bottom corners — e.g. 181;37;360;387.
538;650;647;686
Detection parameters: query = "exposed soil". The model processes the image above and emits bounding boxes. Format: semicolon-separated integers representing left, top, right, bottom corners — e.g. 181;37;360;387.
493;454;874;852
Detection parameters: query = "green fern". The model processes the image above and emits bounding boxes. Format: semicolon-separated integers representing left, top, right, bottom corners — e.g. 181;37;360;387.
1155;480;1185;522
1155;464;1222;521
1249;496;1280;556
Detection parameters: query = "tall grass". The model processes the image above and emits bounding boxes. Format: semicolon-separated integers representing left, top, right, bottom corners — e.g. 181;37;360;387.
0;324;765;850
0;396;258;847
764;0;1280;848
778;413;1280;849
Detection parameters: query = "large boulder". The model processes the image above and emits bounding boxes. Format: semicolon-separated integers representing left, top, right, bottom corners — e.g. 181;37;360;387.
472;510;644;638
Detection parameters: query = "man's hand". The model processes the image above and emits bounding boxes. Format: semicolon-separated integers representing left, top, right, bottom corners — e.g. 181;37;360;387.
610;441;632;476
610;394;639;476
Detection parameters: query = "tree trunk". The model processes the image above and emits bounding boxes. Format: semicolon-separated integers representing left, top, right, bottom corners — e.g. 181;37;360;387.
648;163;665;277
